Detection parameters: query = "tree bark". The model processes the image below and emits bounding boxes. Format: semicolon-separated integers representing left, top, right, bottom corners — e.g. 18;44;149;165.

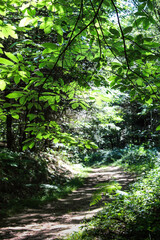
6;113;13;150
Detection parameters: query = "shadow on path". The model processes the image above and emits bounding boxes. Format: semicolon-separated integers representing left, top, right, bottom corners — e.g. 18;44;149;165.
0;166;135;240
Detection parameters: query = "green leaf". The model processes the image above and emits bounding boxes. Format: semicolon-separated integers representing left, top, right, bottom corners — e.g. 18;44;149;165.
146;98;153;104
27;114;37;121
19;17;32;27
147;0;153;10
53;138;59;143
0;57;14;65
103;0;111;6
14;76;20;84
135;12;147;16
6;91;24;99
51;105;58;111
148;16;155;24
79;103;87;110
23;144;28;151
138;3;146;11
5;52;19;63
136;79;143;86
29;141;35;149
143;37;152;42
89;142;98;149
1;24;18;39
36;132;43;140
25;127;35;132
44;26;52;34
11;113;19;119
123;26;132;34
0;7;6;16
19;96;26;105
17;53;23;61
85;144;91;149
39;17;53;34
42;42;57;49
142;18;150;30
111;62;122;69
109;28;120;37
134;17;150;30
42;42;58;54
135;34;143;42
71;103;79;109
0;80;6;91
156;125;160;131
56;5;64;14
55;25;63;36
134;17;144;27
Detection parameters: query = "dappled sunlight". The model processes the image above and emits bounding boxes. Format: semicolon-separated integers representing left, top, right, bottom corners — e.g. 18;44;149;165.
0;166;134;239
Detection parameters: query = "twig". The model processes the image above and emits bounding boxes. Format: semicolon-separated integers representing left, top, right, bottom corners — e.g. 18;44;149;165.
110;0;160;100
38;0;104;98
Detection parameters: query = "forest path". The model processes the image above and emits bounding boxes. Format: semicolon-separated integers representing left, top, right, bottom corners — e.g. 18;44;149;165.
0;166;135;240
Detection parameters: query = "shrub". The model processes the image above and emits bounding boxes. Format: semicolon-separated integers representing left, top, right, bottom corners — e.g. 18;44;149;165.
115;144;158;174
80;147;160;240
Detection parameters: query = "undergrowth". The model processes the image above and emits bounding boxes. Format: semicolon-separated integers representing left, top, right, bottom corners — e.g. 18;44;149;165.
113;144;158;174
0;148;88;218
66;145;160;240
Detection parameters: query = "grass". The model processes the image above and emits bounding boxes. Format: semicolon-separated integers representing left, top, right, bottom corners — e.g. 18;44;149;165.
65;145;160;240
0;149;92;219
0;174;89;218
64;231;97;240
3;145;160;240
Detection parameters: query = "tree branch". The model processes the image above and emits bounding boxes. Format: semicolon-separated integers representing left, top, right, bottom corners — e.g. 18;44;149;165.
110;0;160;100
38;0;104;98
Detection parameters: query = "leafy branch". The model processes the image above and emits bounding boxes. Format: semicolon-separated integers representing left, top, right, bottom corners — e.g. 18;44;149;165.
38;0;104;98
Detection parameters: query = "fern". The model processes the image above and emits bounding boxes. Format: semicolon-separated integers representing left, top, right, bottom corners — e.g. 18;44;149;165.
90;181;122;206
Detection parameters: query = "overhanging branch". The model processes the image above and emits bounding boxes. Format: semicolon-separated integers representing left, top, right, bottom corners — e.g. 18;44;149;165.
38;0;104;98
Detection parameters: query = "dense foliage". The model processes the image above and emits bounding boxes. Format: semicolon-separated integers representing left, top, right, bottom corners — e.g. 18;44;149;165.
67;146;160;240
0;0;159;151
0;0;160;238
0;148;86;217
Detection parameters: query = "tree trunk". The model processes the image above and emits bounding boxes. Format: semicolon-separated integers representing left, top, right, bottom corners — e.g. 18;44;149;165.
6;113;13;150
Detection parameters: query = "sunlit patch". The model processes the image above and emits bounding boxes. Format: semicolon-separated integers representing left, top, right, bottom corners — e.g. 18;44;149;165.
0;166;134;239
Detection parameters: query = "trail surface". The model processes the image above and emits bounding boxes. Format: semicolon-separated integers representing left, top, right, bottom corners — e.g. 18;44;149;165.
0;166;135;240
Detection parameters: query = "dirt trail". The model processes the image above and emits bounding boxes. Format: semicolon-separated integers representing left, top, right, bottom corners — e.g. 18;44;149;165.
0;166;135;240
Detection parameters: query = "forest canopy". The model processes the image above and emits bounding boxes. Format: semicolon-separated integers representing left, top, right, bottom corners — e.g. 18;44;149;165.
0;1;160;239
0;0;159;151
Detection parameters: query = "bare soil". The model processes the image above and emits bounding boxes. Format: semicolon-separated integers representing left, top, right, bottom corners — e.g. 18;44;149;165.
0;166;135;240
